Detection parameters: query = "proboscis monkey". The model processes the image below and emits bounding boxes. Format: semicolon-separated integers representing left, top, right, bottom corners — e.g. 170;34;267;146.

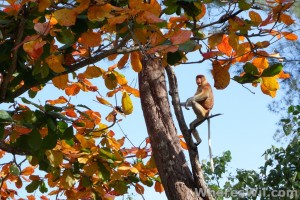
180;74;215;171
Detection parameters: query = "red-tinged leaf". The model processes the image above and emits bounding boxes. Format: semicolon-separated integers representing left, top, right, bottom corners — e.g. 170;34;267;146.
38;0;50;12
211;60;230;89
136;148;148;159
46;96;68;105
15;176;22;189
135;183;144;194
154;181;164;193
170;30;192;45
21;166;35;176
14;125;32;135
282;32;298;41
52;74;68;90
23;38;46;60
78;31;102;47
122;85;140;97
27;195;35;200
142;11;164;24
260;14;273;27
87;4;115;21
107;89;121;97
280;13;294;25
201;51;221;59
96;96;112;106
34;22;50;36
105;111;116;122
108;15;128;26
180;139;188;150
65;108;77;118
54;8;77;26
65;84;81;96
208;33;224;48
40;196;49;200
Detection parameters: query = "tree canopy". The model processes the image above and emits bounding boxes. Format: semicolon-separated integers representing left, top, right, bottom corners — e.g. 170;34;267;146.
0;0;299;199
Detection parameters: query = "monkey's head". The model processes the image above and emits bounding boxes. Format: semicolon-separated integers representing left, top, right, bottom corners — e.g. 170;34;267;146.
196;75;207;86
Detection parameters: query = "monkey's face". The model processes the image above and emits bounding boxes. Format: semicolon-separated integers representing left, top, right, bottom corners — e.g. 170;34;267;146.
196;77;202;86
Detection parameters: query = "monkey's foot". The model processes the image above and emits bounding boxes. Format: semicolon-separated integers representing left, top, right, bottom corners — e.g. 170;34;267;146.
194;139;202;146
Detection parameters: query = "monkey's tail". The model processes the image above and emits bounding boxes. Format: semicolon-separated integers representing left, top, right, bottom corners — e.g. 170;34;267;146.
208;118;214;172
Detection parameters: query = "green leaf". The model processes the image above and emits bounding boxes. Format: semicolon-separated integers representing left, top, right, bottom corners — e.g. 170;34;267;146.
179;40;198;52
261;63;283;77
167;51;182;65
105;73;117;90
9;164;20;176
28;129;42;151
283;124;293;136
0;124;4;139
288;105;295;113
57;121;68;133
98;162;110;181
0;110;12;121
164;5;178;15
25;180;40;193
56;27;75;45
233;73;260;84
243;62;259;76
238;0;251;10
63;126;74;140
111;180;128;195
39;181;48;193
43;132;58;150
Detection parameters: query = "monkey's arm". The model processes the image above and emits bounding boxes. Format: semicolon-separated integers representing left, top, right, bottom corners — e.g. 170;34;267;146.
180;97;193;110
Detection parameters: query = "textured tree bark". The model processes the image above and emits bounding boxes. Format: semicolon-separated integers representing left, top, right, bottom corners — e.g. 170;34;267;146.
138;57;203;200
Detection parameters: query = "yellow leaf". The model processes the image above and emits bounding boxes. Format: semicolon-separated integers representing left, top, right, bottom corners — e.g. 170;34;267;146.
54;8;77;26
38;0;51;12
211;61;230;89
96;96;112;106
52;74;68;90
45;55;65;73
84;66;102;78
261;77;279;98
46;150;63;167
282;32;298;41
130;52;142;72
170;30;192;45
112;71;128;86
154;181;164;193
130;167;139;174
122;92;133;115
117;54;129;69
60;170;75;190
73;0;90;14
78;31;102;47
252;57;269;69
208;33;224;48
83;162;98;176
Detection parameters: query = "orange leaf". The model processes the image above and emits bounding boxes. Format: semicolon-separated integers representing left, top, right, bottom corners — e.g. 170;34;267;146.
108;54;118;61
54;8;77;26
46;96;68;105
52;74;68;90
45;55;65;73
249;11;262;25
38;0;51;12
15;176;22;189
78;31;102;47
141;11;164;24
65;84;81;96
23;38;46;60
135;183;145;194
280;13;294;25
180;139;188;150
277;70;290;79
21;166;35;176
96;96;112;106
282;32;298;41
107;88;121;97
14;125;32;135
87;4;114;21
217;35;232;56
122;85;140;97
170;30;191;45
65;108;77;118
261;77;279;98
108;15;128;26
252;57;269;69
117;54;129;69
27;195;35;200
211;61;230;89
154;181;164;193
130;52;142;72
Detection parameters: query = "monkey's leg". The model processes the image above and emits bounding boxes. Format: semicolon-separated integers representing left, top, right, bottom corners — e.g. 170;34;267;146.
189;119;202;146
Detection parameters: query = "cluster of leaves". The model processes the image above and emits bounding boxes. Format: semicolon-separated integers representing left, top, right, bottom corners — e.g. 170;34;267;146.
0;0;299;198
0;98;163;199
202;105;300;200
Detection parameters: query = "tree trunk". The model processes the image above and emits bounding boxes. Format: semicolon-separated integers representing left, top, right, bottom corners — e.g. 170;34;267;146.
138;57;203;200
